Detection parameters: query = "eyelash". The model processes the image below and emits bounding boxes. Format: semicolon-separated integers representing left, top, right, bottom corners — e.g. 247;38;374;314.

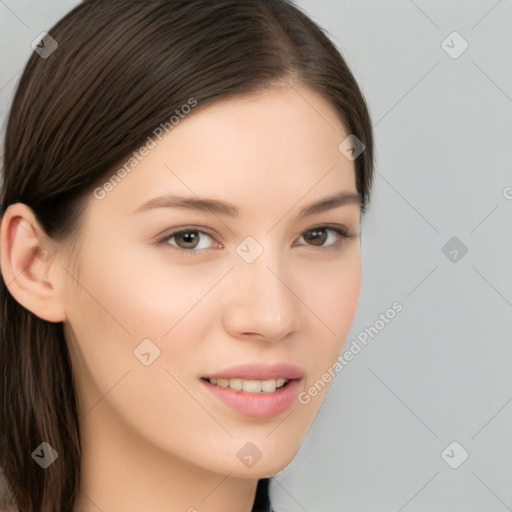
155;224;356;258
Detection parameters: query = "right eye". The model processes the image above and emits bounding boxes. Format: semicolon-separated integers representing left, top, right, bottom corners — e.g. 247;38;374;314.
156;228;220;256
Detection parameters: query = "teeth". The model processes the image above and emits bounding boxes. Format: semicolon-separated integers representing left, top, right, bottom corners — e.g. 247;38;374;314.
207;377;289;393
261;380;276;393
242;380;261;392
216;378;228;388
228;378;243;391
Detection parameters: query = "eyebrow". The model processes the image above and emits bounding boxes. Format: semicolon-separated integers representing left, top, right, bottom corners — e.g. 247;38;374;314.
131;191;362;219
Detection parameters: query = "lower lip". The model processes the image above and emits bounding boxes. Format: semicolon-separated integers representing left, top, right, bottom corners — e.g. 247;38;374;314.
201;379;301;418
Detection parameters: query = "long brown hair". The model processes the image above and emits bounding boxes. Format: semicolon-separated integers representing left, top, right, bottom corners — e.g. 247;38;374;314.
0;1;374;510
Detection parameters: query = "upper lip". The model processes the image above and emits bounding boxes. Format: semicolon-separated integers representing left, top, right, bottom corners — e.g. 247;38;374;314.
203;362;305;381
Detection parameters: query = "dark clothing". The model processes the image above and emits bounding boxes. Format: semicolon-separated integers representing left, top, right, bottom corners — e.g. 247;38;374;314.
251;478;272;512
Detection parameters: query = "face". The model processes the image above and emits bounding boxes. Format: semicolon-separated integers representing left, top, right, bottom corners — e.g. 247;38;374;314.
57;84;362;478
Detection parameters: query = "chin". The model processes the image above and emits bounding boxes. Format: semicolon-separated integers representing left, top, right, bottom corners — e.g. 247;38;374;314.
261;454;297;477
227;440;302;479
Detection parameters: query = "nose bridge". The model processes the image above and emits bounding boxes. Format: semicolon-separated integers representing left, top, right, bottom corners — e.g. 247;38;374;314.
222;236;302;339
239;244;285;303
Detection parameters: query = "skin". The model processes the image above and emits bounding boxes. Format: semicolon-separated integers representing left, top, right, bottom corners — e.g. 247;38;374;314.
1;84;362;512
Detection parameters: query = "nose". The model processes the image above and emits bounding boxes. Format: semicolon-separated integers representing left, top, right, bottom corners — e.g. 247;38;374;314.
221;247;302;342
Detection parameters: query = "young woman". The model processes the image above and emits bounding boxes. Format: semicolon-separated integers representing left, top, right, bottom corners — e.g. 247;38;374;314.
0;1;374;510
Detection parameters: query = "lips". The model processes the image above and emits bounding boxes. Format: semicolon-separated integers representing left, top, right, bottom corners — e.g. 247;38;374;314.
200;362;305;418
202;362;305;381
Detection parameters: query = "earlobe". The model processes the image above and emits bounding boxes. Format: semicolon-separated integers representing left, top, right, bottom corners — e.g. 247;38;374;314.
0;203;67;323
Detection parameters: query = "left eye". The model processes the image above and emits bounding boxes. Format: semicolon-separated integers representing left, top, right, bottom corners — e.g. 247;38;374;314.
297;226;348;247
157;225;351;255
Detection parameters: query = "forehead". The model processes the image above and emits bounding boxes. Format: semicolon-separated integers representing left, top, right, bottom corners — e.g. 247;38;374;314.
88;85;357;221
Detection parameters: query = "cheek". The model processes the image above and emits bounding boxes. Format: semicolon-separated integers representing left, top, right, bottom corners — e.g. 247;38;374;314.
72;243;215;336
67;250;227;394
303;250;361;339
62;250;217;439
299;251;361;380
116;260;227;367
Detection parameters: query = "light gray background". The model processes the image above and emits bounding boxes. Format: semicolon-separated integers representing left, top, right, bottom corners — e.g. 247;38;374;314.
1;1;511;511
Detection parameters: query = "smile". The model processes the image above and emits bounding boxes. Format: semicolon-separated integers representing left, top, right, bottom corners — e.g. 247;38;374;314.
205;377;290;393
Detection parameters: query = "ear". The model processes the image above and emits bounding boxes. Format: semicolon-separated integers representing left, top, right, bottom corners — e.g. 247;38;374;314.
0;203;67;323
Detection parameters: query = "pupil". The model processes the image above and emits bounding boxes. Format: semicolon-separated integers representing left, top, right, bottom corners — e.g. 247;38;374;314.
306;228;326;246
179;231;198;248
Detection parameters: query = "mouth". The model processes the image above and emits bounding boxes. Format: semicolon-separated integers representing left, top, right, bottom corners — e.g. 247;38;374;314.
200;362;305;418
201;377;291;393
